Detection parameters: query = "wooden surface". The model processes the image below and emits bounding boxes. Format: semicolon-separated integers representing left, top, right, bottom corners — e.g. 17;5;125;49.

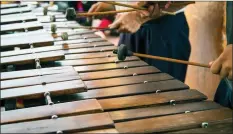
1;99;102;124
1;72;80;89
54;34;99;42
80;66;160;81
77;128;119;133
66;51;116;60
0;66;74;80
56;56;139;66
1;50;64;65
53;79;189;102
37;15;67;23
63;46;117;55
109;101;222;122
1;80;86;100
0;12;37;24
0;3;27;9
54;38;105;45
74;60;148;73
1;30;54;49
98;89;207;111
115;108;232;133
74;79;189;100
1;21;43;33
169;119;232;133
1;41;113;57
53;29;94;36
84;73;173;89
1;113;114;133
1;6;31;15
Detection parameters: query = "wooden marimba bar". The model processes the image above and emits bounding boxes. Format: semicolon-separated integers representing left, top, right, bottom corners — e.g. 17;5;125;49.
0;2;232;134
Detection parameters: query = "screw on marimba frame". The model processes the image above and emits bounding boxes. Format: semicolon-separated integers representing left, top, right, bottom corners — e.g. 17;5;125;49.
201;122;209;128
123;66;128;69
56;130;63;134
35;58;42;69
24;28;28;32
156;90;161;93
114;60;119;63
185;111;190;113
51;115;58;119
44;92;54;105
169;100;176;105
133;73;138;76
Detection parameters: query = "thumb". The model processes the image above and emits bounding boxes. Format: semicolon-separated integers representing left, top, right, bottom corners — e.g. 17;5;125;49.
209;61;214;67
109;19;121;29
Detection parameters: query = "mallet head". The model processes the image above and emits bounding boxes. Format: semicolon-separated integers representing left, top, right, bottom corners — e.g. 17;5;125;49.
43;6;48;16
65;8;76;21
61;32;68;40
51;24;57;34
113;44;133;61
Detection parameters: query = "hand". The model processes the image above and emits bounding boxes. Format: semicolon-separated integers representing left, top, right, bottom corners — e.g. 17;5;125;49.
109;11;149;33
209;45;232;80
87;2;115;21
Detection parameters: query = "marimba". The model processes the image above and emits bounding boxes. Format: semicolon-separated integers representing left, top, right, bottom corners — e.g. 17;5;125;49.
0;2;232;133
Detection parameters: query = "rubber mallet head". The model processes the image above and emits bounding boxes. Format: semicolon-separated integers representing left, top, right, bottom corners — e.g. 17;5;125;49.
65;8;76;21
113;44;133;60
61;32;68;40
50;15;56;22
51;24;57;34
43;6;48;16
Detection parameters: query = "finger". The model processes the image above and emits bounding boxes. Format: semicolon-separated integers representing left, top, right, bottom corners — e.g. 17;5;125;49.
164;1;172;9
88;3;97;13
228;71;232;80
87;4;98;21
209;61;214;66
210;59;222;74
219;66;229;79
109;19;121;30
93;5;103;19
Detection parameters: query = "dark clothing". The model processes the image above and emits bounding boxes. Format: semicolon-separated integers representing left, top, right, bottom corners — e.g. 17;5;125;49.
214;2;233;109
118;12;191;82
226;2;232;44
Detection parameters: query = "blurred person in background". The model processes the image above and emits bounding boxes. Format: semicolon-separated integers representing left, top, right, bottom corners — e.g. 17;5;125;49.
88;1;191;82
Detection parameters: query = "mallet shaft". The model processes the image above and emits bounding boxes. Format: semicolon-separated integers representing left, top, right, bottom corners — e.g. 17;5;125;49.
55;26;111;30
103;1;176;15
133;53;210;68
76;9;138;17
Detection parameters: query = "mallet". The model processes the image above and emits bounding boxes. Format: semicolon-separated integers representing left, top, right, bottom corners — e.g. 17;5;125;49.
65;8;138;21
50;24;68;40
50;24;111;34
103;1;176;15
113;44;210;68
